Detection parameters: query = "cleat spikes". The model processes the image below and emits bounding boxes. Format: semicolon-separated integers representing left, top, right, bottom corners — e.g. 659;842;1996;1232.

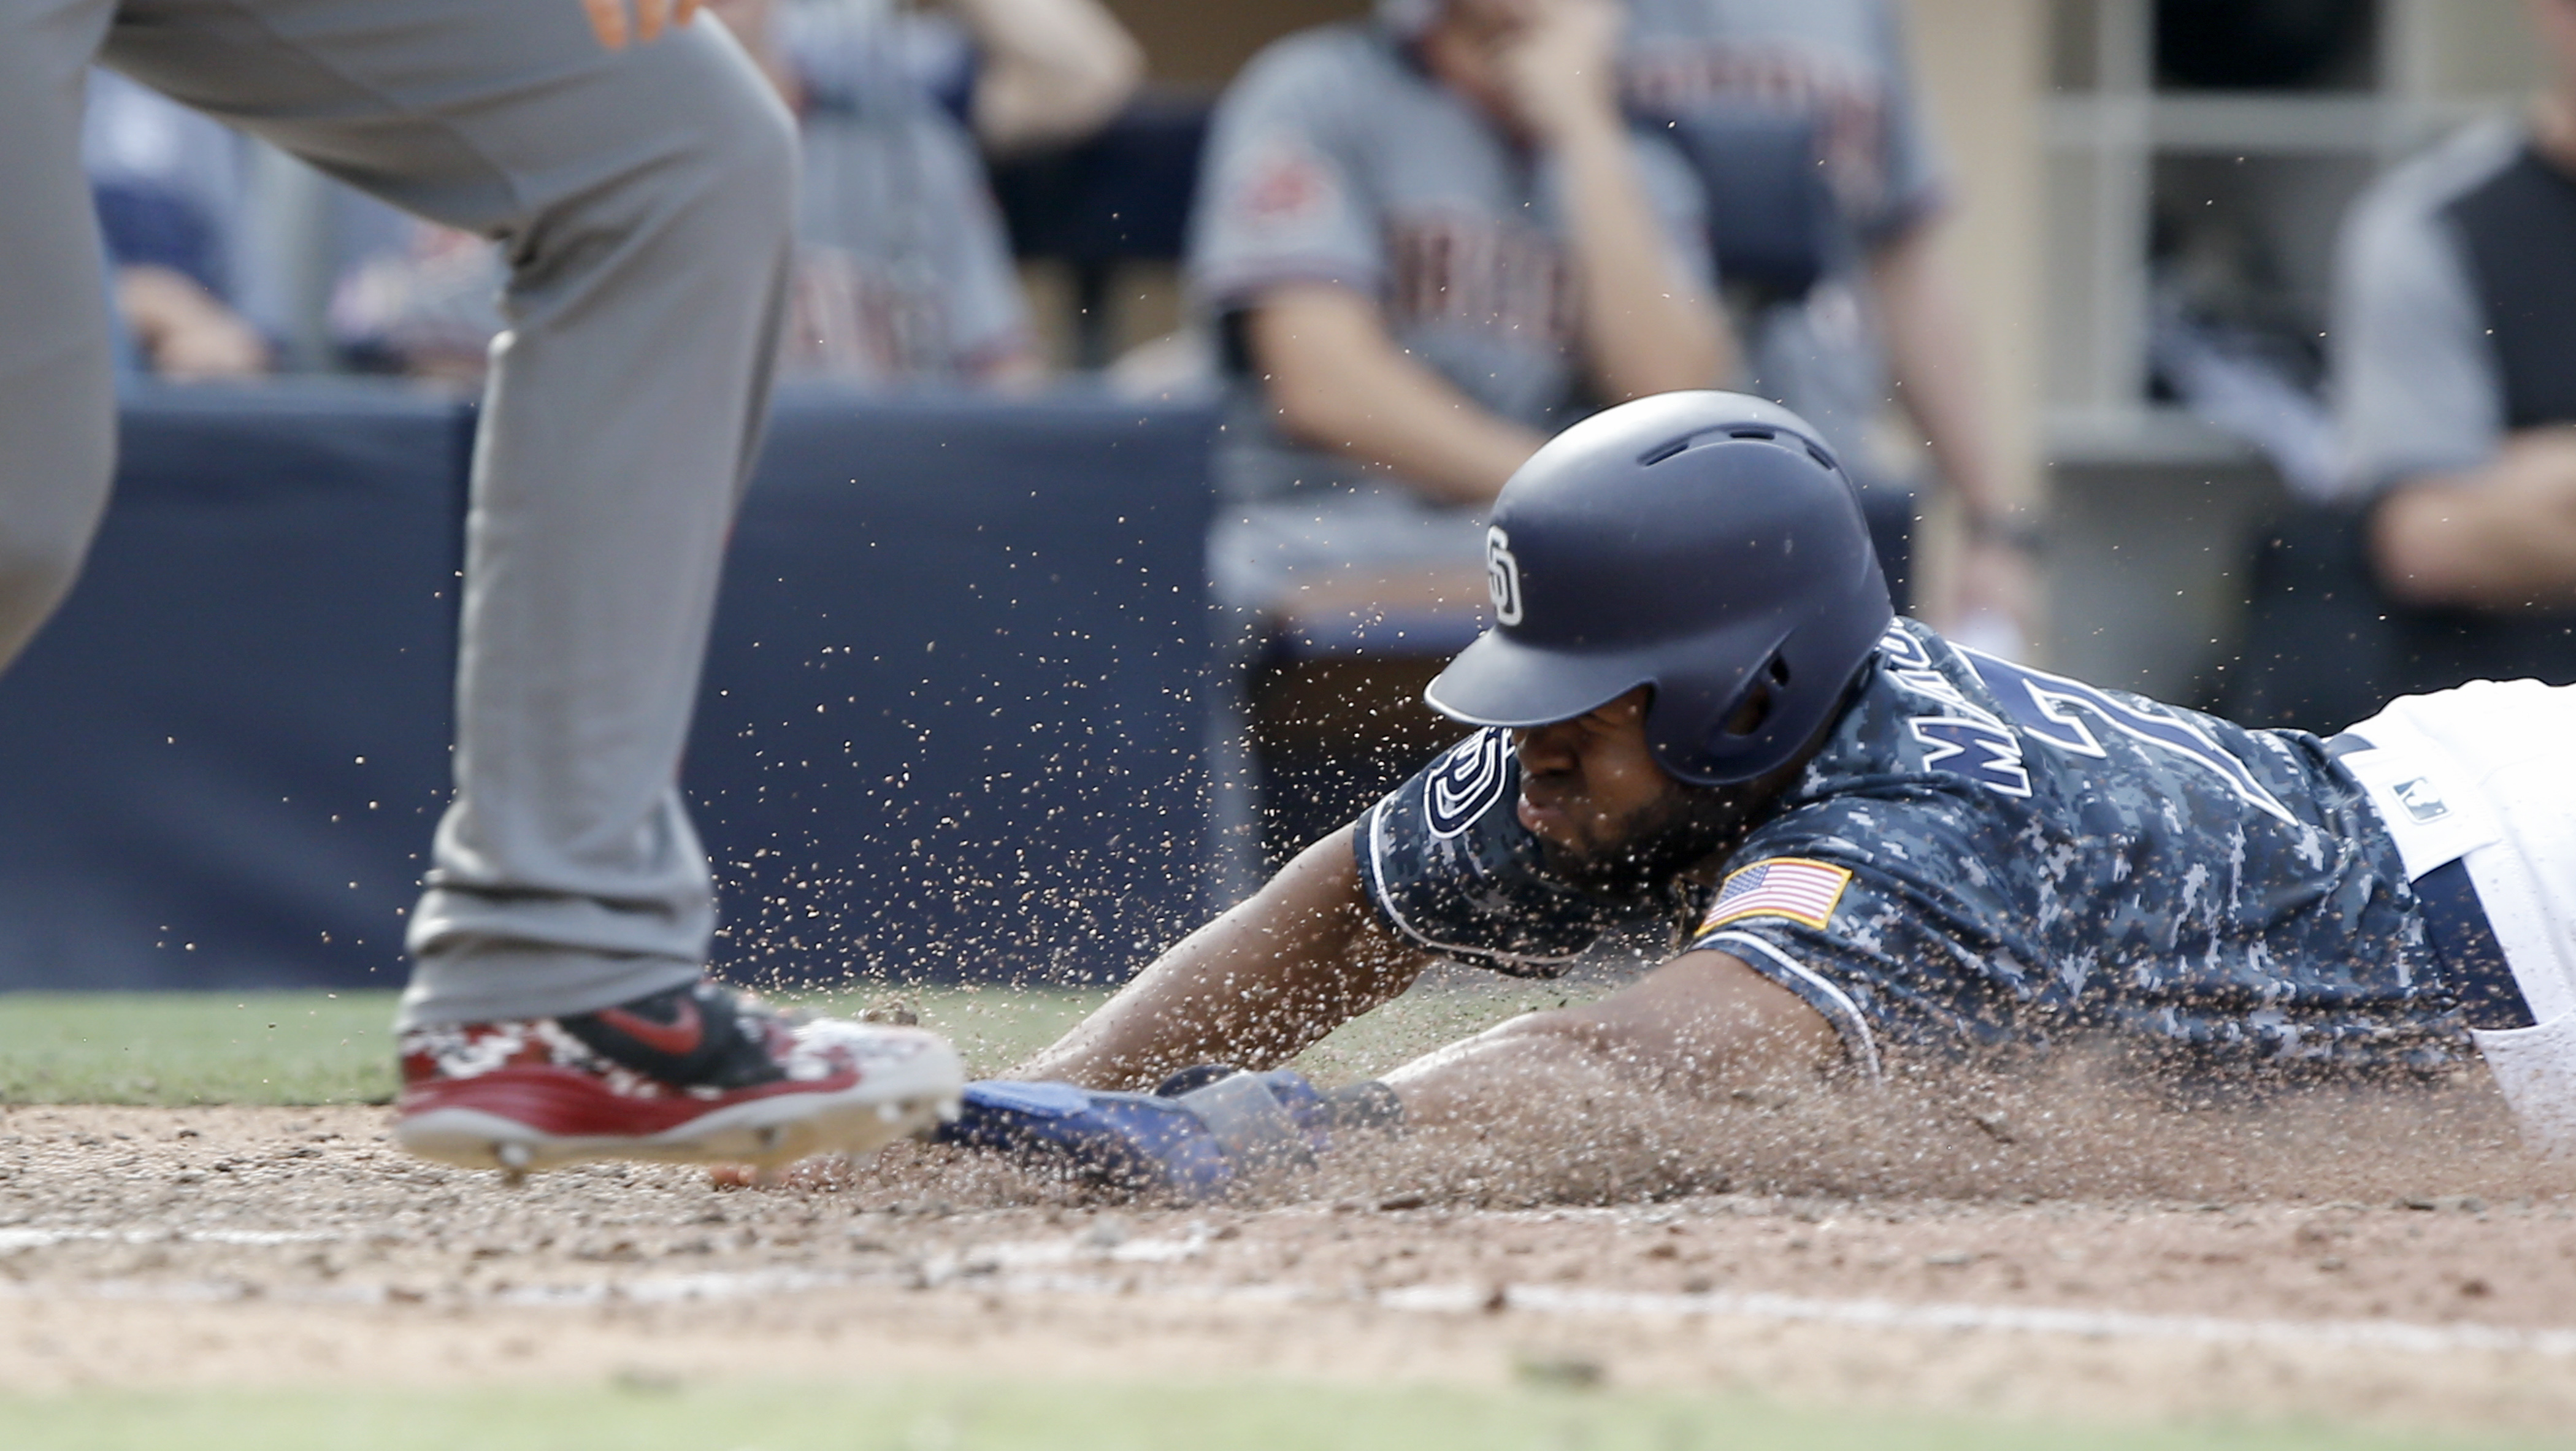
395;979;964;1173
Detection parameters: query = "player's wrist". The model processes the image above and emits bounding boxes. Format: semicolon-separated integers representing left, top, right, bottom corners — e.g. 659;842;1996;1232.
1524;92;1622;150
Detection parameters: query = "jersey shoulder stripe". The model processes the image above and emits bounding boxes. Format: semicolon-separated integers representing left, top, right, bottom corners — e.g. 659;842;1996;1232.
1698;857;1852;933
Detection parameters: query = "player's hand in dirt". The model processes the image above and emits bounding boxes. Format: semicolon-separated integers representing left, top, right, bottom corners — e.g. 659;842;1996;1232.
933;1070;1374;1203
580;0;703;52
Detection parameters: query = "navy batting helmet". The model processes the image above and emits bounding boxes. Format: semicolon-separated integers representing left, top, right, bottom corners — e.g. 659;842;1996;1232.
1424;391;1893;785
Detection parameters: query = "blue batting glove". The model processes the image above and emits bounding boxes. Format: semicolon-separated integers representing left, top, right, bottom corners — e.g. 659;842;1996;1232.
933;1068;1333;1203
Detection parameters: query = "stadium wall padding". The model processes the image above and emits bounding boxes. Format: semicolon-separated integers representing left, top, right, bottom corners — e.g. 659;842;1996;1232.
0;382;1219;994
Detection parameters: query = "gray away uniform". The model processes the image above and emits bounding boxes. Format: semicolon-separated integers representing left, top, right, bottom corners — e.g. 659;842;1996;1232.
788;0;1031;382
1186;2;1944;610
2334;118;2576;495
2;0;796;1026
2327;117;2576;690
1185;22;1717;610
331;1;1030;385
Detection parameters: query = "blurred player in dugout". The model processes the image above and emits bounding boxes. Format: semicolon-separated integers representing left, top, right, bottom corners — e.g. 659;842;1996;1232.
1194;0;2035;651
4;0;963;1174
78;0;1143;386
333;0;1143;386
2329;0;2576;693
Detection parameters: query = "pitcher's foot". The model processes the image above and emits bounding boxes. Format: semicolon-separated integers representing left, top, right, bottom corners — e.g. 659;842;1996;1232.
394;980;964;1175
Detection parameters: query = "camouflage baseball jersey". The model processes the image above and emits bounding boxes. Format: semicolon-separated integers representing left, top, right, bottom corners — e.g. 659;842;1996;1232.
1355;619;2477;1076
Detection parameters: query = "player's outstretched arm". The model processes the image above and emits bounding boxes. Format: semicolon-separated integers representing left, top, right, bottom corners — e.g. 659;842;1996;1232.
1380;946;1845;1132
1013;822;1430;1090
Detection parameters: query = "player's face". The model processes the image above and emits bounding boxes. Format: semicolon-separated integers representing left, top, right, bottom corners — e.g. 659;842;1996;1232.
1512;689;1696;873
1514;687;1773;891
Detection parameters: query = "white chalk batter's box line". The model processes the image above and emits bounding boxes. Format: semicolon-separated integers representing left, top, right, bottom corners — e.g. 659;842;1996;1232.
2;1230;2573;1360
0;1227;337;1250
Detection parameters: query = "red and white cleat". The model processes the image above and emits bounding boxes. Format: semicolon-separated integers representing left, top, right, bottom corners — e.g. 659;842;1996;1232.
393;979;964;1176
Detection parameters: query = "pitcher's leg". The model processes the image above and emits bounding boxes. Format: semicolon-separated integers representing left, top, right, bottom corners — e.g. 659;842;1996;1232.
0;0;120;674
404;40;797;1025
105;2;795;1024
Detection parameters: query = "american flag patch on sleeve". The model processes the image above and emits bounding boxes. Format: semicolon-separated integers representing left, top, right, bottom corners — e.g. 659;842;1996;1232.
1700;857;1853;932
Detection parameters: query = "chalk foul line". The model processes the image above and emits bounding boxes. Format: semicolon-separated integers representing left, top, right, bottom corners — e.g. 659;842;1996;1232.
4;1230;2572;1360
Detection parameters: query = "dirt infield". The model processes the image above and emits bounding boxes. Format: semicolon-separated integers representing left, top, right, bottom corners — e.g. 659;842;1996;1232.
4;1090;2573;1438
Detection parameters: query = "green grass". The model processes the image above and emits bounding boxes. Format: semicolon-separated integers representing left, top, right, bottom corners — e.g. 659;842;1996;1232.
0;987;1106;1107
0;991;405;1106
0;1378;2545;1451
0;977;1579;1107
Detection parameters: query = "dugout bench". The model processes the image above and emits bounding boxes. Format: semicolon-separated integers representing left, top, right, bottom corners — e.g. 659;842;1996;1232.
0;383;1217;993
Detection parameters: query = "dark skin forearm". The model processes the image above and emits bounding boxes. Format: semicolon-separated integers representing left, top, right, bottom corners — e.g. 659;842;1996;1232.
1381;947;1845;1129
1013;824;1432;1089
1011;821;1847;1114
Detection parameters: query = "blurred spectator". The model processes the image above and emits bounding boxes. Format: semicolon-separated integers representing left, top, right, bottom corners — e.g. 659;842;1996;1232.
334;0;1139;385
83;71;268;381
802;0;1142;156
2340;0;2576;620
1610;0;2033;649
2218;0;2576;731
1191;0;1734;611
328;221;501;385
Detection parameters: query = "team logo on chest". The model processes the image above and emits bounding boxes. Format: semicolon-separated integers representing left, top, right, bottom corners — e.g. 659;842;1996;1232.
1426;729;1514;838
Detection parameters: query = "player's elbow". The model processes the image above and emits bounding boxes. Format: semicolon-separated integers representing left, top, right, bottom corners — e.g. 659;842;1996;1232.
995;40;1146;151
1252;350;1360;453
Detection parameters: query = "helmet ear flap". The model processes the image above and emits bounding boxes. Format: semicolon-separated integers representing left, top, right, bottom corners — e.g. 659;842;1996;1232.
1715;652;1794;743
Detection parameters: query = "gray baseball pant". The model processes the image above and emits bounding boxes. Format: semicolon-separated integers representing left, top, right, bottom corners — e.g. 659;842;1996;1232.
0;0;796;1027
